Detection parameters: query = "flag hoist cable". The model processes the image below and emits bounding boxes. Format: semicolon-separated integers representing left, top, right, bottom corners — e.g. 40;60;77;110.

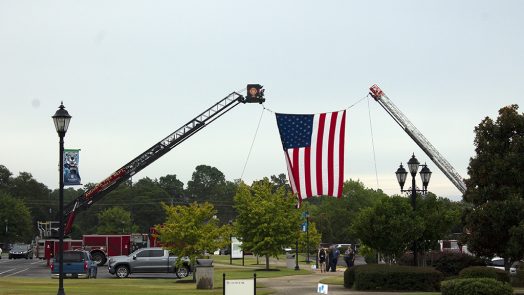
368;97;380;189
240;106;265;181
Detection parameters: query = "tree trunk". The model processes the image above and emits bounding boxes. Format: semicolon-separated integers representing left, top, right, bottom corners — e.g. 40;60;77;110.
265;255;269;270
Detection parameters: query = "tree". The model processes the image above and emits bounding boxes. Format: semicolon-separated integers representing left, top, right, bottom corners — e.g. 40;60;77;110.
0;165;12;191
187;165;226;201
156;202;230;267
351;195;423;263
0;192;33;243
298;220;322;258
187;165;237;223
96;207;138;234
310;180;385;243
159;174;185;198
463;104;524;270
233;178;302;270
7;172;51;231
415;193;462;252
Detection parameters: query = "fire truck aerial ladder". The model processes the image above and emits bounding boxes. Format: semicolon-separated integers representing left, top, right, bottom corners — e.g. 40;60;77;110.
60;85;266;235
369;84;467;194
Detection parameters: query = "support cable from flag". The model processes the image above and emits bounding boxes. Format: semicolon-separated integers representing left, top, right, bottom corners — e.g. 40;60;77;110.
239;106;265;181
367;97;380;189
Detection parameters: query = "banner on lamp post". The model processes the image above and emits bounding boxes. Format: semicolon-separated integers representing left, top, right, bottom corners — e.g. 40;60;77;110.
63;149;81;186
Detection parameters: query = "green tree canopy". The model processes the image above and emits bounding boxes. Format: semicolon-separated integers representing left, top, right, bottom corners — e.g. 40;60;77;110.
463;104;524;269
309;179;385;243
416;193;462;251
233;178;301;270
156;202;230;266
0;192;33;243
351;195;423;263
96;207;138;234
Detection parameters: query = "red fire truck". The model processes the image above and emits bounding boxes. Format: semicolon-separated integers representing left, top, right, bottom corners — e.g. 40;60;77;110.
37;233;150;266
36;222;151;266
83;233;149;265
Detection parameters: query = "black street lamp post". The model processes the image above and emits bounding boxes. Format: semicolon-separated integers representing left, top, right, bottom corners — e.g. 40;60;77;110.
395;153;432;267
52;102;71;295
306;211;310;264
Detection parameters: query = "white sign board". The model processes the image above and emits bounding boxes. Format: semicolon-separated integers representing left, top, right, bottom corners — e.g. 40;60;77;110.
231;237;243;259
225;279;254;295
317;283;329;294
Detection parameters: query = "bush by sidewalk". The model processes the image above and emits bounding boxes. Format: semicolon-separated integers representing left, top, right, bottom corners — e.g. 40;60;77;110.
344;264;442;291
441;278;513;295
459;266;509;283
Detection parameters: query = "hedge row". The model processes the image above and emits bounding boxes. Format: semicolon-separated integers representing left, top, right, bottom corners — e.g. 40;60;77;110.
441;278;513;295
459;266;510;283
398;252;488;276
344;264;442;291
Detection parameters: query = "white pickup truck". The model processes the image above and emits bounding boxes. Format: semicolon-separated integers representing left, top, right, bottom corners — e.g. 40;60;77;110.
107;247;190;278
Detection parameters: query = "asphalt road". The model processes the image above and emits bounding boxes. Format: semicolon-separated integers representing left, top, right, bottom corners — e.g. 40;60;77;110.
0;254;180;279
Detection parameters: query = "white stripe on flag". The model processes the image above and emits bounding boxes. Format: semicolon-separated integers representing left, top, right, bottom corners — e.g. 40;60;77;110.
285;151;298;195
310;116;319;196
298;148;307;199
333;112;344;196
321;112;331;194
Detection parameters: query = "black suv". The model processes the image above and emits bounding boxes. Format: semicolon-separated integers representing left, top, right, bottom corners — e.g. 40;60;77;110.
9;243;33;259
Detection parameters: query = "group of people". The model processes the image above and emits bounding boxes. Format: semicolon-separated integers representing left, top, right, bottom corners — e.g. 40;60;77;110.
317;244;355;273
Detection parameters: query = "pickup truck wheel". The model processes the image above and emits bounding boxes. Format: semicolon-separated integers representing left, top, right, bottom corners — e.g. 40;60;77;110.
115;265;129;278
175;265;189;278
92;253;106;266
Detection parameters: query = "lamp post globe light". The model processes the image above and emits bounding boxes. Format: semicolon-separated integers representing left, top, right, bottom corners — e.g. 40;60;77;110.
395;153;432;267
52;102;71;295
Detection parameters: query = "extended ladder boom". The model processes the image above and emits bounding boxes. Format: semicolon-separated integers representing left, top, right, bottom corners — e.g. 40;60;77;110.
62;88;265;235
369;84;466;194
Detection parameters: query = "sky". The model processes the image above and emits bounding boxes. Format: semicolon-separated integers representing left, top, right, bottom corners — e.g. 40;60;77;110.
0;0;522;202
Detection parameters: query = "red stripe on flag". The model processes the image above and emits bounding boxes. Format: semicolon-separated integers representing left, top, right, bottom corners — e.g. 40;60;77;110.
338;111;346;197
316;114;326;196
292;149;301;198
327;112;338;196
304;147;312;198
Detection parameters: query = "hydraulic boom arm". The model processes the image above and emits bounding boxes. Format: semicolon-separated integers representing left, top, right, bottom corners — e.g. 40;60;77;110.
369;84;466;194
61;87;265;235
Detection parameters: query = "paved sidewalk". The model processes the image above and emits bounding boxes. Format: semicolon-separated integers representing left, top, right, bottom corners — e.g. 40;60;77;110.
257;271;416;295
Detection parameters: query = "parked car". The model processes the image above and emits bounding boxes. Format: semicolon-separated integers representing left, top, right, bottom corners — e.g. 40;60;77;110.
510;260;523;275
51;250;97;279
107;247;190;279
8;244;33;259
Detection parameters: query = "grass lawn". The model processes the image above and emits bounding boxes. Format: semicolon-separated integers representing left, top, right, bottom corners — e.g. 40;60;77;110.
0;260;312;295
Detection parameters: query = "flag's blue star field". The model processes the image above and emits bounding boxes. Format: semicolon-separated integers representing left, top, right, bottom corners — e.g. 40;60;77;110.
276;113;314;150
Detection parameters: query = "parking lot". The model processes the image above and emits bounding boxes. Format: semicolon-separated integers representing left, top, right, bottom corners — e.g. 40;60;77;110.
0;255;181;279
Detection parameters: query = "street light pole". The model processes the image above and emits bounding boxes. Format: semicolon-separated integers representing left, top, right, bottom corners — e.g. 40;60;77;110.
53;102;71;295
306;211;310;264
395;154;432;267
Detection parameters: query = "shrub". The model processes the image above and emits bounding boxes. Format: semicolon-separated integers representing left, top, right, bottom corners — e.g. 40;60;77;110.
433;252;486;276
441;278;513;295
512;263;524;287
343;265;358;288
459;266;509;283
349;264;442;291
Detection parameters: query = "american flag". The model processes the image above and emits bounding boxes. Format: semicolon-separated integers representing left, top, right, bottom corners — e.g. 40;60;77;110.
276;110;346;200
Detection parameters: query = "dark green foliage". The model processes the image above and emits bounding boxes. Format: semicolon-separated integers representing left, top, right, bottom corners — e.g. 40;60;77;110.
459;266;510;283
347;264;442;291
310;180;385;243
463;105;524;266
343;265;360;288
512;263;524;287
441;278;513;295
433;252;486;276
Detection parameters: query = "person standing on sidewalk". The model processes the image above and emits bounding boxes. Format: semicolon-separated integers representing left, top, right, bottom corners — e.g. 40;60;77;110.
331;245;340;272
343;245;355;268
318;247;327;273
